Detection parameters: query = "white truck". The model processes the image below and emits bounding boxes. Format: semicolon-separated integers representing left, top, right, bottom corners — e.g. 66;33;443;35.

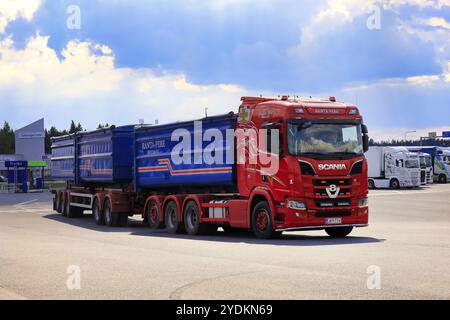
408;147;450;183
366;146;421;189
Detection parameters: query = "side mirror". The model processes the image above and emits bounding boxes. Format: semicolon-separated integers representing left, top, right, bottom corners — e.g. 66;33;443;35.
363;134;370;153
362;124;369;153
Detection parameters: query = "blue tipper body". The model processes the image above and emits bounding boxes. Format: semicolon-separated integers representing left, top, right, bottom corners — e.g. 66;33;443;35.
78;126;134;183
51;126;134;185
134;114;238;192
51;134;76;180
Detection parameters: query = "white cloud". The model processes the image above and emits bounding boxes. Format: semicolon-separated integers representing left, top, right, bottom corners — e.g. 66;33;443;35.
0;0;42;33
0;34;247;129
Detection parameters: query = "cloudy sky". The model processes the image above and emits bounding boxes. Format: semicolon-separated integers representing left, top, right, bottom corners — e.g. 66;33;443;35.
1;0;450;140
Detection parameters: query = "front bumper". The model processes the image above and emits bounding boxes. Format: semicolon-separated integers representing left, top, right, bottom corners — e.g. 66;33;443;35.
273;205;369;231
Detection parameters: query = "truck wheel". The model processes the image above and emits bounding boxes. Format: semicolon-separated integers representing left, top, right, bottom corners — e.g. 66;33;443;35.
325;226;353;238
390;179;400;190
164;201;182;234
184;201;214;235
251;201;279;239
368;179;375;190
146;201;162;229
56;193;62;213
62;194;68;217
65;195;80;218
438;174;447;184
93;199;105;225
104;199;119;227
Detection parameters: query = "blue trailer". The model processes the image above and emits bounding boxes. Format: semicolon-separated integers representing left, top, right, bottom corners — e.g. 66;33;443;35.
51;135;76;181
78;126;134;184
134;114;238;193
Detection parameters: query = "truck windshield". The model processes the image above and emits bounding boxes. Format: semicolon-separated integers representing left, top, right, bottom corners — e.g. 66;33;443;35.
425;157;432;167
405;160;419;168
287;122;364;156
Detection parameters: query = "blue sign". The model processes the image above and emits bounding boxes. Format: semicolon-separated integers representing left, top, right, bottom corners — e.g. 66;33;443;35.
443;131;450;138
5;161;28;168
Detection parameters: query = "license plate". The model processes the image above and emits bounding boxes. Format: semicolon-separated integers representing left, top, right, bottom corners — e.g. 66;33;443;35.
326;218;342;225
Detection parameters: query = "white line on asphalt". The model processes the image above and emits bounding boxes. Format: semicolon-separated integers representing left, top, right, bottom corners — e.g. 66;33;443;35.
16;199;38;206
370;189;450;197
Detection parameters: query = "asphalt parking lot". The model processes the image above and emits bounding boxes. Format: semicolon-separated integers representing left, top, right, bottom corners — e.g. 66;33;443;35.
1;185;450;300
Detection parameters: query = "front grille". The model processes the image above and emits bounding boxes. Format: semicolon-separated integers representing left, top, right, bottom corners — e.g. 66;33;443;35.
313;178;352;187
421;171;426;183
314;188;352;197
315;198;351;208
315;211;351;218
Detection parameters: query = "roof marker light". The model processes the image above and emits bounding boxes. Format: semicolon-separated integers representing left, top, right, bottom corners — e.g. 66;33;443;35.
349;108;359;115
329;96;336;102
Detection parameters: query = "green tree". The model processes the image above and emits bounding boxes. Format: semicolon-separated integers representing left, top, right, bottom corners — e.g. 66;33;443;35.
0;121;15;154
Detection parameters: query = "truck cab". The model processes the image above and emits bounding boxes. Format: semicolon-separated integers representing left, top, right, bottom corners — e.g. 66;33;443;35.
418;152;433;184
237;96;370;237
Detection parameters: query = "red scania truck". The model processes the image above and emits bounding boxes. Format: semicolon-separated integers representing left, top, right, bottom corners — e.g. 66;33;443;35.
52;96;370;239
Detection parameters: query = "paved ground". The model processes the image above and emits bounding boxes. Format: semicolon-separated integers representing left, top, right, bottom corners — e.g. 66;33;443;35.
0;185;450;300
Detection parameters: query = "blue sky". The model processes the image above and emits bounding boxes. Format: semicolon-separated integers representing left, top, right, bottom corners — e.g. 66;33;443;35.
1;0;450;140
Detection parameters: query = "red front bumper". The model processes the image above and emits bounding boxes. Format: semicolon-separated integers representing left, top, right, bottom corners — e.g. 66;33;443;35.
273;205;369;232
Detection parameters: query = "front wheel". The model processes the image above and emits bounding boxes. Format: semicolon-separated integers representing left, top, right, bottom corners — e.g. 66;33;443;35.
251;201;280;239
325;226;353;238
439;174;448;184
368;179;375;190
390;179;400;190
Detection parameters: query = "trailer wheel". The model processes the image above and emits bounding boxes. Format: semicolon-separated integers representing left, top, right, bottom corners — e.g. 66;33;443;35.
164;201;182;234
56;192;63;213
65;194;80;218
93;198;104;225
390;179;400;190
146;201;162;229
325;226;353;238
438;174;447;184
62;194;69;217
104;199;119;227
183;201;214;235
251;201;280;239
368;179;375;190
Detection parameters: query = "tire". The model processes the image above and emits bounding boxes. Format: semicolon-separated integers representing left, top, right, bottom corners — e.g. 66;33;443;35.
53;194;57;211
439;174;448;184
184;201;214;235
62;194;68;217
251;201;279;239
66;194;78;218
146;201;163;229
368;179;375;190
325;226;354;238
104;199;119;227
93;198;104;225
390;179;400;190
164;201;182;234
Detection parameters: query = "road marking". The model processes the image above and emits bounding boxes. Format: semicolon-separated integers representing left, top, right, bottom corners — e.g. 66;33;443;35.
16;199;38;206
370;189;450;197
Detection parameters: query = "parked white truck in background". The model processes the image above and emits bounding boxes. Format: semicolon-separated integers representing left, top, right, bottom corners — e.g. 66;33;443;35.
366;147;421;189
418;152;433;184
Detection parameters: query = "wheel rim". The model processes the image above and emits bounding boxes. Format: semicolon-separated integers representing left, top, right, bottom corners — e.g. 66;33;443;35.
256;210;269;231
167;207;177;228
186;207;197;230
148;206;158;224
392;181;399;189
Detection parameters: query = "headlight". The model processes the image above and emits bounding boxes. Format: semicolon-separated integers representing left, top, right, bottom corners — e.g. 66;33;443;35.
288;200;307;210
359;198;369;208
